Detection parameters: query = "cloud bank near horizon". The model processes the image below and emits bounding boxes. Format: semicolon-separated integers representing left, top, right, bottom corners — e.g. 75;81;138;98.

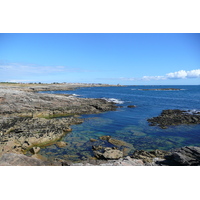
120;69;200;82
0;62;199;83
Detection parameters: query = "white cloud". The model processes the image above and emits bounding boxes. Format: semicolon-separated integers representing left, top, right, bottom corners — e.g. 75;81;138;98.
8;80;33;83
141;75;166;81
119;77;137;81
0;62;89;76
166;69;200;79
115;69;200;82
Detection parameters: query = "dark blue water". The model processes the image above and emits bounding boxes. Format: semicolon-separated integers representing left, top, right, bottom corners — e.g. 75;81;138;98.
39;85;200;162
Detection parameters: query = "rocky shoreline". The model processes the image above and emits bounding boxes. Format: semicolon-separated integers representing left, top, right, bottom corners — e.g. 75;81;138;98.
0;83;118;164
0;83;200;166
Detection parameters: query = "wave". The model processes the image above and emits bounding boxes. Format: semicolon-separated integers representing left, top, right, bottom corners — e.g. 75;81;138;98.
133;89;186;91
186;109;200;115
68;94;81;97
102;98;124;104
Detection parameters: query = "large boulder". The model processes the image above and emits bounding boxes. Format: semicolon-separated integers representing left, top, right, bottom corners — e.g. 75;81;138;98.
0;153;47;166
93;147;123;160
164;146;200;166
102;148;123;159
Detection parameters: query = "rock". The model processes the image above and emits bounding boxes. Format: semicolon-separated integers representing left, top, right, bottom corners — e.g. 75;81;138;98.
63;127;72;132
147;109;200;128
72;156;145;166
102;148;123;160
31;154;47;161
92;145;103;151
90;138;97;142
108;138;133;149
164;146;200;166
0;117;78;156
131;149;169;163
30;146;41;154
55;141;67;148
0;153;47;166
127;105;136;108
99;135;111;141
93;147;123;160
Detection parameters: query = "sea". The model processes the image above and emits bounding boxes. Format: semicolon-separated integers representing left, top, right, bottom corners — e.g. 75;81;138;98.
39;85;200;162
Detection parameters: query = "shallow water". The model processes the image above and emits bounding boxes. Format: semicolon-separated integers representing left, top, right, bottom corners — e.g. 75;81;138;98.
39;85;200;162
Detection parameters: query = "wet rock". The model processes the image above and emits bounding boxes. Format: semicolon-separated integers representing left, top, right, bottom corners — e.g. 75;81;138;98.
147;109;200;128
92;145;103;151
108;138;133;149
55;141;67;148
90;138;97;142
127;105;136;108
30;146;41;154
0;117;75;156
93;147;123;160
99;135;111;141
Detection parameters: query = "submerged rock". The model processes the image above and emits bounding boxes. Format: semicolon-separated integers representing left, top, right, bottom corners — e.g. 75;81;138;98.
99;135;111;141
55;141;67;148
90;138;97;142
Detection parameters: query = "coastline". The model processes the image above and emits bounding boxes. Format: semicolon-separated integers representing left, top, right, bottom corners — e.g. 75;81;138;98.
0;83;200;166
0;83;118;165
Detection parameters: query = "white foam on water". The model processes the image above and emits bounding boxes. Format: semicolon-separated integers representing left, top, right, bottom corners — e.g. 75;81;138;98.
186;109;200;115
102;98;124;104
72;94;81;97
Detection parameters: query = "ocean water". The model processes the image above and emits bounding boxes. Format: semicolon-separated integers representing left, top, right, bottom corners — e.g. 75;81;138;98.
39;85;200;162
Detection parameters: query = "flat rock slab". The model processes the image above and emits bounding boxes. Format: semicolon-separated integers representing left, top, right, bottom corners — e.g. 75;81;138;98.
0;153;46;166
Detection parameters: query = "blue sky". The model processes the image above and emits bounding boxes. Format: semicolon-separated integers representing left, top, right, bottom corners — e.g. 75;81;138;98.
0;33;200;85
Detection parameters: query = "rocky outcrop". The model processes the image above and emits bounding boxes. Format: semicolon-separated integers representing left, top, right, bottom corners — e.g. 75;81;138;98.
131;149;170;163
147;109;200;128
162;146;200;166
0;117;78;156
0;87;117;118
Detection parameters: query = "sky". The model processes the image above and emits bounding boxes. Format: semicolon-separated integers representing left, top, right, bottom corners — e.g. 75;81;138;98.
0;33;200;85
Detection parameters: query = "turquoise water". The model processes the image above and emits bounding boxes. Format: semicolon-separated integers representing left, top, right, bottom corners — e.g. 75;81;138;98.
39;85;200;162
